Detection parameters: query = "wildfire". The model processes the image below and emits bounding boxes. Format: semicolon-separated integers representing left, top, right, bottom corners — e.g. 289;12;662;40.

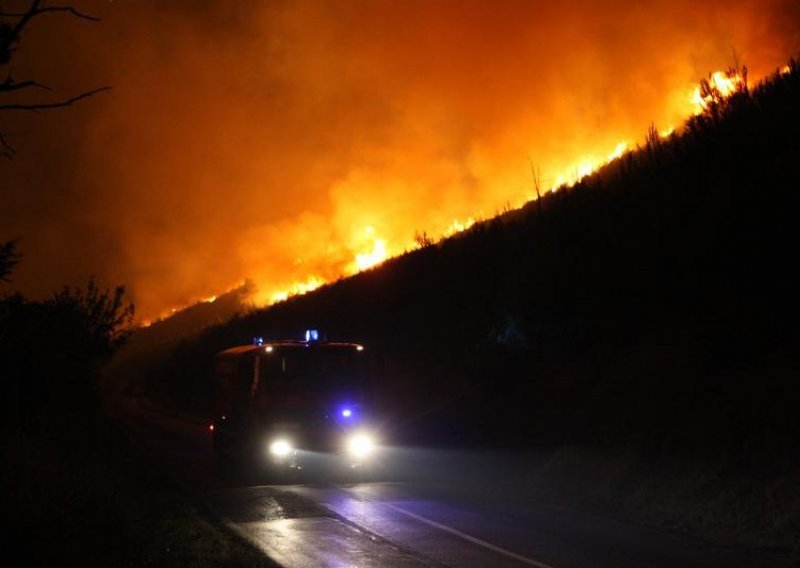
660;126;675;137
549;69;745;192
444;217;477;237
353;226;389;271
690;70;746;114
270;275;325;304
253;227;389;306
554;141;630;189
141;62;786;325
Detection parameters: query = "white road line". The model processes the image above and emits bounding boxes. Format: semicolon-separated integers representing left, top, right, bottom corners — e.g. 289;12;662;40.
338;487;557;568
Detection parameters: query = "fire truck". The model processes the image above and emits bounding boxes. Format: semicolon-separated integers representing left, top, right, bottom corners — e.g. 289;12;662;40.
210;330;378;474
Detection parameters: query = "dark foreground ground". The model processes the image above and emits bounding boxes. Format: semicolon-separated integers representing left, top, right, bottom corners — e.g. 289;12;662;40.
1;425;277;567
2;394;796;568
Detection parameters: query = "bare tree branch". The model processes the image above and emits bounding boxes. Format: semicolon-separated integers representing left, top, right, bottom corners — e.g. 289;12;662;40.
0;77;50;93
0;6;99;22
0;2;106;158
1;0;43;61
1;1;100;65
0;86;110;112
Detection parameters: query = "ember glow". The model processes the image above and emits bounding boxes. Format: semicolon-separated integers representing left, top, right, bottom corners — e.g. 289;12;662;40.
250;63;754;310
554;141;631;190
2;0;798;323
270;276;325;305
690;69;748;114
353;227;389;272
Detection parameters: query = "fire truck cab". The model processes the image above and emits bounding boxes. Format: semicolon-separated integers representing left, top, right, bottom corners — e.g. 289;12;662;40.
210;330;377;474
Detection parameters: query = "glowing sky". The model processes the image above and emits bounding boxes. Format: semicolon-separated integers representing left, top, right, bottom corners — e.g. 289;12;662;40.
1;0;798;321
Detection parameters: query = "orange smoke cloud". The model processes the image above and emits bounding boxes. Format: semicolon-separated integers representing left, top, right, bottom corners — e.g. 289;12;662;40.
2;0;798;321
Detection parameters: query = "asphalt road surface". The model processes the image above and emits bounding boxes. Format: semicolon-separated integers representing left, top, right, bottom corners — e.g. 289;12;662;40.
120;398;784;568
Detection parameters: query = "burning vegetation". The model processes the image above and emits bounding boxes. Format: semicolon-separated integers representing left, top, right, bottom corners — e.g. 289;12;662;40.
148;63;756;324
1;1;798;325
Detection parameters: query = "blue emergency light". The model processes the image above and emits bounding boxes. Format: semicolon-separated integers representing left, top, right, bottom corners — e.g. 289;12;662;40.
253;336;264;346
305;329;320;342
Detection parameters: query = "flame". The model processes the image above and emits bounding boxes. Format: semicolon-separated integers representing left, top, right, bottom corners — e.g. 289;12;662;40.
270;275;326;304
262;227;390;305
246;68;752;310
3;0;792;328
553;141;630;189
690;70;746;114
143;67;762;320
137;51;791;324
353;226;389;271
444;217;477;237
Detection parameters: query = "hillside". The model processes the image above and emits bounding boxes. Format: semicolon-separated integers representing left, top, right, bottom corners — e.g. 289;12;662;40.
110;61;800;558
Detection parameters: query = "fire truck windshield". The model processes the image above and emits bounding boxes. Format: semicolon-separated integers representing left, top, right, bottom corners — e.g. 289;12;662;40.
260;347;365;393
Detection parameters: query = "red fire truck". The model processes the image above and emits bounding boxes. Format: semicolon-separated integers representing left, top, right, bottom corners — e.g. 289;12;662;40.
210;330;378;474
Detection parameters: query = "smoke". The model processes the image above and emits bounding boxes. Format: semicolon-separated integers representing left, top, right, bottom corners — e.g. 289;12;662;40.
1;0;798;321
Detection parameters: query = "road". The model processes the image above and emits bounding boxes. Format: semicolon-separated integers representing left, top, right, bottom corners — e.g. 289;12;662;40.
120;398;783;568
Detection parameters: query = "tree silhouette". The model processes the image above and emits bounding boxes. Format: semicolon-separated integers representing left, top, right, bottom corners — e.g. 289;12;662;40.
0;238;20;282
48;279;135;359
1;237;135;440
1;277;134;440
0;0;109;158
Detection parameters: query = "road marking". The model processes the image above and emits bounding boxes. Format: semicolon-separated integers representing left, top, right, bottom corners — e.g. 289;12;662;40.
338;487;557;568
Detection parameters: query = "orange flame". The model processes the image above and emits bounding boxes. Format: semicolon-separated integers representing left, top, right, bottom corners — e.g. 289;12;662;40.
444;217;477;237
255;69;752;309
141;61;783;325
690;70;746;114
553;141;630;189
353;226;389;271
269;276;326;304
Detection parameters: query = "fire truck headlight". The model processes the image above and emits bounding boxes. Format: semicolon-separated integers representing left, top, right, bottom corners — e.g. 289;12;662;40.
269;439;293;457
346;433;375;458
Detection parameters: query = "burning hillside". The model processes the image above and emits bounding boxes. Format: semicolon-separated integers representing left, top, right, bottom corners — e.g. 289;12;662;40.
1;0;798;323
147;66;754;325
